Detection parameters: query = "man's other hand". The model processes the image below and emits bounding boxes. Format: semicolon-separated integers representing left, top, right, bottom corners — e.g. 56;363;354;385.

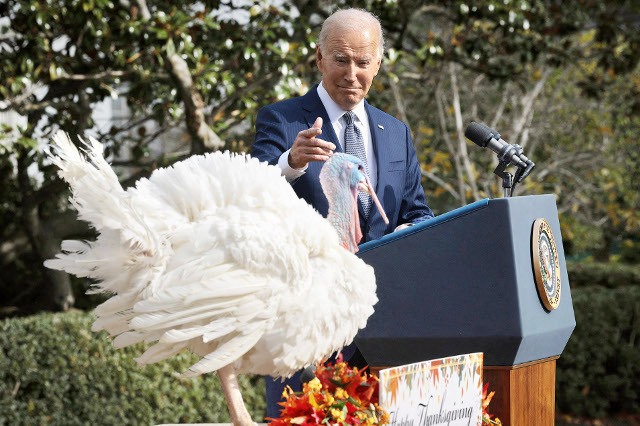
288;117;336;169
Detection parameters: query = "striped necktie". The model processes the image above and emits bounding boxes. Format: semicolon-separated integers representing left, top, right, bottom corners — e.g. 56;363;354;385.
343;111;372;218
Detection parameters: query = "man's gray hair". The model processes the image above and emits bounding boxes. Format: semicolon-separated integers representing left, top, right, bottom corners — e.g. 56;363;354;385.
317;9;385;59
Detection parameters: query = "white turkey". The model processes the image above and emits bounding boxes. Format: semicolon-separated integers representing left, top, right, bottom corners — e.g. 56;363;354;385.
44;131;388;425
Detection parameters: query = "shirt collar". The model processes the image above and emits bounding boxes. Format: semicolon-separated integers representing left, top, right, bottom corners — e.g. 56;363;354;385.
317;81;367;125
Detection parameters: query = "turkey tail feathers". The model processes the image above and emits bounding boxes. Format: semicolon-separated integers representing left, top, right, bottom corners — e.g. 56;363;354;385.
46;131;157;254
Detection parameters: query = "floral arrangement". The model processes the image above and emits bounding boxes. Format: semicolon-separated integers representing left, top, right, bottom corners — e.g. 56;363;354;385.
269;355;389;425
271;355;501;425
482;383;502;425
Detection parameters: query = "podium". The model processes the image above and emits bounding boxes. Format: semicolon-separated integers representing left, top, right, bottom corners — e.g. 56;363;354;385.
355;195;576;424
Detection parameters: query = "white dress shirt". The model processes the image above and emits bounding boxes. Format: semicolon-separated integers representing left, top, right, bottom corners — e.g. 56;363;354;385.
277;82;378;190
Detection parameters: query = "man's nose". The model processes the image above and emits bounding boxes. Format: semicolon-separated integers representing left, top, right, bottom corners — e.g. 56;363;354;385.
344;63;357;81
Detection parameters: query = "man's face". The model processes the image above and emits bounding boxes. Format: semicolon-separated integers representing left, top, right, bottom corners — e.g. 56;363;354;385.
316;26;381;111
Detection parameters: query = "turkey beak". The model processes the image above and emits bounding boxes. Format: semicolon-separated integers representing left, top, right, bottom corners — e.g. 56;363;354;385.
357;174;389;225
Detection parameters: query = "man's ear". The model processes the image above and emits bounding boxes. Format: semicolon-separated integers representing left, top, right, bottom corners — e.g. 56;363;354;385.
373;57;382;77
316;46;324;73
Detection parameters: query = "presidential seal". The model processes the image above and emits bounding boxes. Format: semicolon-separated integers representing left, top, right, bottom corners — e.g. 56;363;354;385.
532;218;561;310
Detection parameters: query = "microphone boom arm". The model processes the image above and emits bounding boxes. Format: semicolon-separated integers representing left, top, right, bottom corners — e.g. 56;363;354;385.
494;160;514;198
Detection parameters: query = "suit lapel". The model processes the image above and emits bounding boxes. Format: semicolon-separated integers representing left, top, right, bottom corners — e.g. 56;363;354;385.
302;85;341;151
364;102;391;221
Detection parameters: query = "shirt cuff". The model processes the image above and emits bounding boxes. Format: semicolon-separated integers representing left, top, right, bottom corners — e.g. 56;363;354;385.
278;149;307;183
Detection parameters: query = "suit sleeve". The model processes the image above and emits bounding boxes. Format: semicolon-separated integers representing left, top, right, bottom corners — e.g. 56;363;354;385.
398;123;435;224
251;106;289;166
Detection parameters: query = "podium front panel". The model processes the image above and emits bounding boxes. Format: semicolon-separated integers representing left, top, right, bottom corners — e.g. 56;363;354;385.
355;195;576;367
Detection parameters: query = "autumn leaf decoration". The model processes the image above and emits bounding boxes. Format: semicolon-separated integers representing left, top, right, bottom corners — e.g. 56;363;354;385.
482;383;503;425
269;354;389;425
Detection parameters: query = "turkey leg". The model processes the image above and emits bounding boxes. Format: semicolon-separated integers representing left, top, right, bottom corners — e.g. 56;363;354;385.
218;364;256;426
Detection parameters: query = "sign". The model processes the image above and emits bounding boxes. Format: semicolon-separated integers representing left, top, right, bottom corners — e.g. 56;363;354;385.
378;353;483;426
532;218;561;310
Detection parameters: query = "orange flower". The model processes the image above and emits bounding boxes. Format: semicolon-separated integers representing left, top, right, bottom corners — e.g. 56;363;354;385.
305;377;322;393
270;357;389;425
335;387;349;400
482;382;502;425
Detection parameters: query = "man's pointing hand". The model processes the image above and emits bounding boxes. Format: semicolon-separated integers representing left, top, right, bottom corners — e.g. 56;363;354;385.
288;117;336;169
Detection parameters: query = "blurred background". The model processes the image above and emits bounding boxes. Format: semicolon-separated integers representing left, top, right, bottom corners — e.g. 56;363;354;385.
1;0;638;424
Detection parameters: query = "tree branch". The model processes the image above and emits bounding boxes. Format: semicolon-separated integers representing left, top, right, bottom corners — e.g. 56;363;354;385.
135;0;151;20
490;82;511;129
3;99;80;115
470;74;484;121
166;53;224;153
95;113;157;140
435;82;465;205
0;83;44;112
512;68;550;148
449;62;480;201
208;71;278;122
57;70;135;81
17;139;75;311
381;62;409;128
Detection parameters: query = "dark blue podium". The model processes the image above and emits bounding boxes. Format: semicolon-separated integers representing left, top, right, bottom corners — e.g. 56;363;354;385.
355;194;576;424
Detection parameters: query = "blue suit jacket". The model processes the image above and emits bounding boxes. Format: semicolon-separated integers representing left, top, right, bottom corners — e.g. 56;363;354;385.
251;85;433;243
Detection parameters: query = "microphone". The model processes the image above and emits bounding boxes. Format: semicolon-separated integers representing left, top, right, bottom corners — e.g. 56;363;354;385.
464;122;535;181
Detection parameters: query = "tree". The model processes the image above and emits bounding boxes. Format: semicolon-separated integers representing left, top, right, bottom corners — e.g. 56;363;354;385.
0;0;312;312
2;0;639;313
366;0;640;256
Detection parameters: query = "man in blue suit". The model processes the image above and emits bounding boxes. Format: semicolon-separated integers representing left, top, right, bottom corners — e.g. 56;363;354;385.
251;8;434;419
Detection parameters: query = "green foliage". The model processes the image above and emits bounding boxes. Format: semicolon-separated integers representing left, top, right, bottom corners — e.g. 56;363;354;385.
568;261;640;288
2;287;638;422
0;0;316;312
0;311;267;425
369;0;640;85
556;286;640;418
368;0;640;255
1;0;639;316
620;239;640;264
549;61;640;259
1;0;311;156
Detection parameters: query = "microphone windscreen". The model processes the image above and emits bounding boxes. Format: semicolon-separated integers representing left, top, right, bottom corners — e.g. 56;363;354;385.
477;122;501;141
464;122;493;147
